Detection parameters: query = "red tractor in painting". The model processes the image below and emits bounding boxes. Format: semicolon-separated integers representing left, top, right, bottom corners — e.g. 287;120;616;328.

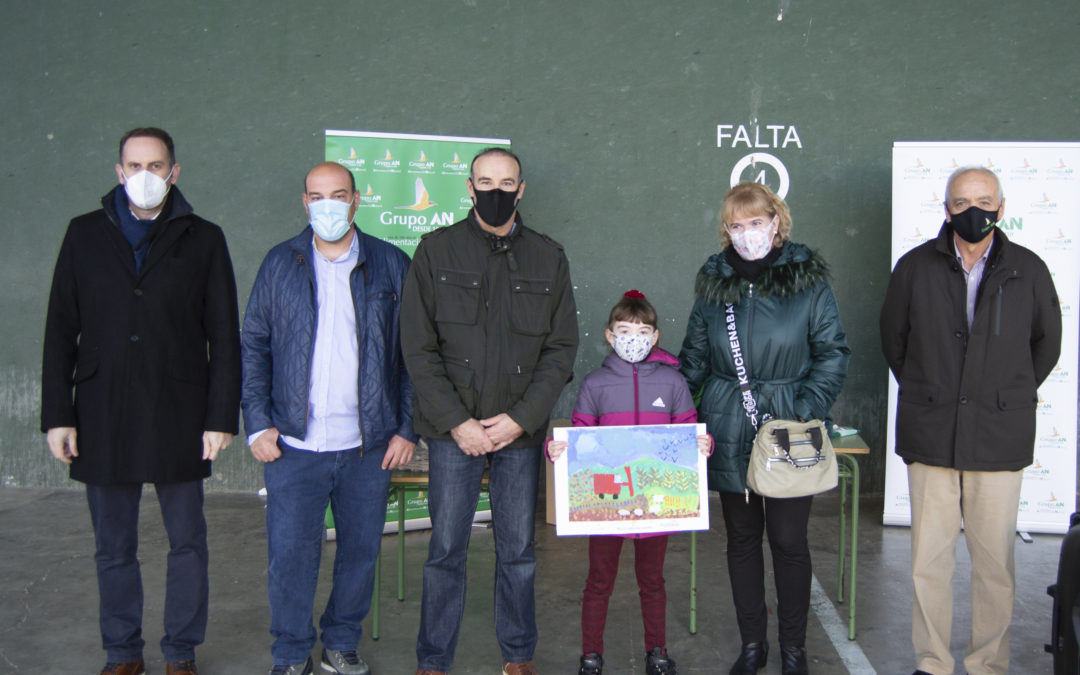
593;466;634;499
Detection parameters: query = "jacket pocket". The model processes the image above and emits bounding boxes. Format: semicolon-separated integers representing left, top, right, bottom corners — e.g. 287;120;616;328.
74;359;99;384
435;269;481;325
996;386;1037;411
444;354;477;414
509;276;553;335
898;379;940;405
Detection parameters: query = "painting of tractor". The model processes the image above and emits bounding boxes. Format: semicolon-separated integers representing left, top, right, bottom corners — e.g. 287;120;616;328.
592;466;634;499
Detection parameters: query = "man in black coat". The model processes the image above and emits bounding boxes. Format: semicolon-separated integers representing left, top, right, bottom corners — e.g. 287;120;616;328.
41;128;241;675
880;166;1061;675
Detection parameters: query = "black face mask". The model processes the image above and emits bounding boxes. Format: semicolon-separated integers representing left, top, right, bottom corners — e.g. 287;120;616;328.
949;205;999;244
473;187;518;229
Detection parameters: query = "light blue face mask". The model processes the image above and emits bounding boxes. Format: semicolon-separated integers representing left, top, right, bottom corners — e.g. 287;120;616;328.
308;198;352;242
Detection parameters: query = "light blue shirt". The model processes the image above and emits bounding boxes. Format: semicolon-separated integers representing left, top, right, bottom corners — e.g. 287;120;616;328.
956;236;993;328
248;232;362;452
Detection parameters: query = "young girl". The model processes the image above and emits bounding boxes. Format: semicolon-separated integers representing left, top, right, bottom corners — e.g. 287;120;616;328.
548;290;711;675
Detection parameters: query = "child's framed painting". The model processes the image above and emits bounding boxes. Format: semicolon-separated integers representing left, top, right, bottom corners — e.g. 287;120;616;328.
553;423;709;536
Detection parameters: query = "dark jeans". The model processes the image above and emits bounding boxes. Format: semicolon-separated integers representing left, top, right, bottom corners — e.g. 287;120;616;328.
581;534;669;655
263;439;391;666
719;490;813;647
86;480;208;664
416;439;541;671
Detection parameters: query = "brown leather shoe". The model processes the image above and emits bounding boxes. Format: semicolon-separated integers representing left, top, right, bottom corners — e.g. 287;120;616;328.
100;661;145;675
414;670;448;675
503;662;538;675
167;661;199;675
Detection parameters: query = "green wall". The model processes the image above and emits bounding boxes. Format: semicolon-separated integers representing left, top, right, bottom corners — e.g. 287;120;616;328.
3;1;1078;492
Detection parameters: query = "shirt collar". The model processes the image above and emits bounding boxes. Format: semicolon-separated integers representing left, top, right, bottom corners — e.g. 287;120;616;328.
310;228;359;264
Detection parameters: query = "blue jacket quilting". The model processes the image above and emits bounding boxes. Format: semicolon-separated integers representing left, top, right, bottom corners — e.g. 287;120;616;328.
241;226;417;448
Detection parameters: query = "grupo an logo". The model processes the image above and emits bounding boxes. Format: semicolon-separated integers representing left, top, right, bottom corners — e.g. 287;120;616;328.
1029;192;1059;214
903;158;932;177
937;158;961;179
459;196;474;209
373;149;401;172
443;152;469;174
408;150;435;174
918;191;944;214
1024;458;1051;480
338;148;366;171
399;177;437;211
1047;158;1074;180
1007;158;1038;181
1038;427;1069;447
357;184;382;208
1036;396;1053;415
900;226;933;251
1044;227;1073;251
1035;492;1066;513
1046;364;1070;383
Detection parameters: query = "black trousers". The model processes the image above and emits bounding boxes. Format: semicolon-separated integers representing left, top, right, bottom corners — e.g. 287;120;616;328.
719;490;813;647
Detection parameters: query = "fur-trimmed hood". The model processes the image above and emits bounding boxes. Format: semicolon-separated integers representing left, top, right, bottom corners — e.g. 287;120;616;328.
694;242;831;305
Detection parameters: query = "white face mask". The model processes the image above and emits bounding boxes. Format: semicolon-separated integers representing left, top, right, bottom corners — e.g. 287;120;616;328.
122;167;174;210
611;333;654;364
729;217;777;260
308;198;353;242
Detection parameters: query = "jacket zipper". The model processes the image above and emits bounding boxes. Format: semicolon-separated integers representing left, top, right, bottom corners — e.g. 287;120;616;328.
994;285;1003;337
633;363;640;425
745;283;755;503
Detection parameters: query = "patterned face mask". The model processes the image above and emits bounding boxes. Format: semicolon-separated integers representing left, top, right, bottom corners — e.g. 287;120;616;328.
611;333;654;363
728;217;777;260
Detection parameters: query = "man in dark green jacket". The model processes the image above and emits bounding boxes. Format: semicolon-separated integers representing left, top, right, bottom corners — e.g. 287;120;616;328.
401;148;578;675
880;166;1061;675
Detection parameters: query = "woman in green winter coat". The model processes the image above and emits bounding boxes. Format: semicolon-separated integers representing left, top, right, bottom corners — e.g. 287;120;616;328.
679;182;850;675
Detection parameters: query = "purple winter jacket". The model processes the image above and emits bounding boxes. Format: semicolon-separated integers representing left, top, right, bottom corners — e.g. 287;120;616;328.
572;348;698;427
566;347;701;539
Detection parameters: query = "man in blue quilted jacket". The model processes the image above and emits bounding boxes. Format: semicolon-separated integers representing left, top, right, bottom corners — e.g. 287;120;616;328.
241;162;418;675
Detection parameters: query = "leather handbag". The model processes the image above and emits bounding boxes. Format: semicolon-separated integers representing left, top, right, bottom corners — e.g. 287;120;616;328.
746;418;838;498
722;302;838;498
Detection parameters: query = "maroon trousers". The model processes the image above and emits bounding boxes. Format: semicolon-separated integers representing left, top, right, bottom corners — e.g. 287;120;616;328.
581;534;668;655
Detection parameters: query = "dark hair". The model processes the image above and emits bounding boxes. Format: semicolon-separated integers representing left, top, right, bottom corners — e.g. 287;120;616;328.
118;127;175;164
304;162;356;194
607;290;658;329
470;147;523;181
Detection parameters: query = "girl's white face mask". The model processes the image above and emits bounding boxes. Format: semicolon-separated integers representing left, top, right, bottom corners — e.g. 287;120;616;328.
122;167;174;211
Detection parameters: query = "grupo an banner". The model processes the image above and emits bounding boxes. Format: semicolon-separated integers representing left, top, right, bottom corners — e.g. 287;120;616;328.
325;130;511;257
885;141;1080;534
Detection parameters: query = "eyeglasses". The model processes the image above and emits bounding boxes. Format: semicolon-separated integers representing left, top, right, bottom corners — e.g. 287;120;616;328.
724;217;774;234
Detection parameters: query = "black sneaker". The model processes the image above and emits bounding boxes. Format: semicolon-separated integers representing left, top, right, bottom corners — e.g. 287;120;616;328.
645;647;677;675
579;652;603;675
269;657;313;675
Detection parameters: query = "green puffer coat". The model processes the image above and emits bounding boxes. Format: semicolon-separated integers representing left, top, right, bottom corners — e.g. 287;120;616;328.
679;242;851;494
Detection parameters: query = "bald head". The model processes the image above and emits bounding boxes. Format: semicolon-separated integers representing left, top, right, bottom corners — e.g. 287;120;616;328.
945;167;1003;207
305;161;355;194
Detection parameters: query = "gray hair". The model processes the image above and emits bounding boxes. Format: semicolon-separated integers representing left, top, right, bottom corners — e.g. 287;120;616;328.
944;166;1004;203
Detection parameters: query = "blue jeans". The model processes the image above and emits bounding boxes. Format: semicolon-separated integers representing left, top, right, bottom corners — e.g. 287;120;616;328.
416;439;541;671
263;439;391;666
86;480;208;664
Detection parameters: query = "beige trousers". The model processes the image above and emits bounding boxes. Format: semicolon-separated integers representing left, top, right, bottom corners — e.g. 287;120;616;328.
908;463;1023;675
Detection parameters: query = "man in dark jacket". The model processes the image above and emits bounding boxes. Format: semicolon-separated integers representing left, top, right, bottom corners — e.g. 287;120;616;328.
402;148;578;675
880;166;1062;675
242;162;417;675
41;127;241;675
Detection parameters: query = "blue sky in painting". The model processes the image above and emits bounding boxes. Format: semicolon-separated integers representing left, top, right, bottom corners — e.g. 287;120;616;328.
566;424;698;473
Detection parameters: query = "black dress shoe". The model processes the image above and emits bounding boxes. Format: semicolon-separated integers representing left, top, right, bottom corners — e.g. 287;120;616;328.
729;642;768;674
780;645;808;675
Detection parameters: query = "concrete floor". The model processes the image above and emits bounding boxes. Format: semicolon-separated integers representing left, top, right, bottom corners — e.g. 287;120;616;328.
0;486;1064;674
